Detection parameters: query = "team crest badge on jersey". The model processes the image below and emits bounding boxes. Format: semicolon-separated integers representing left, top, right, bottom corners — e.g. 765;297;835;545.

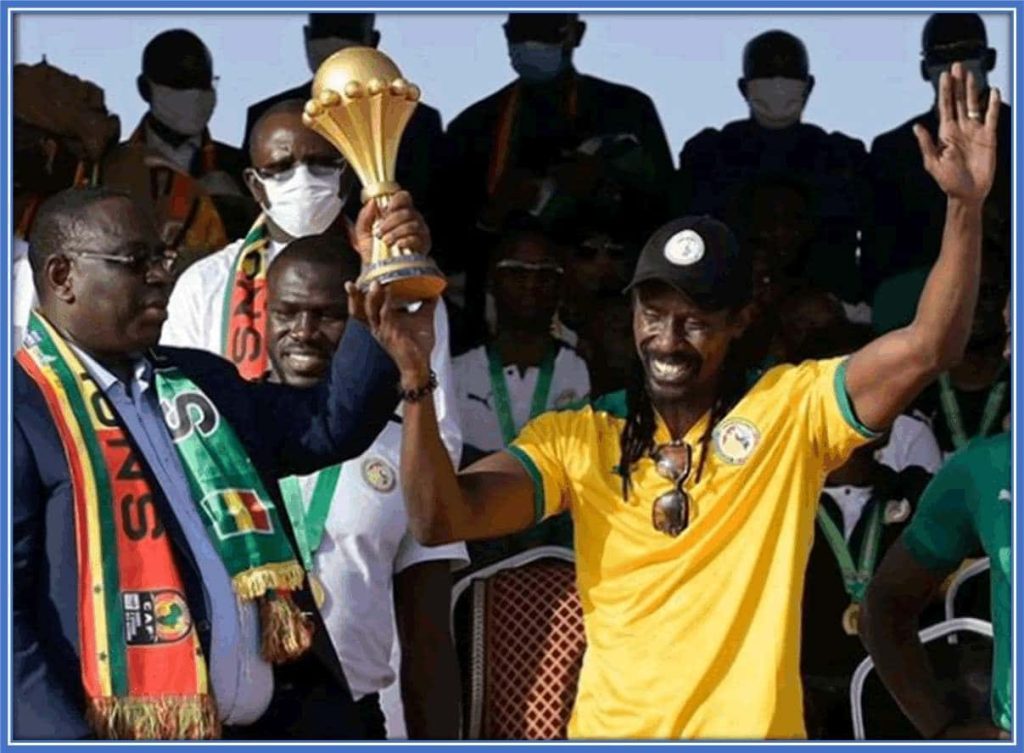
712;418;760;465
362;457;396;493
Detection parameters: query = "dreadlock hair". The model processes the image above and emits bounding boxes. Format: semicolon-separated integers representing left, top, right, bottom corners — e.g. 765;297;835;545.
618;317;754;501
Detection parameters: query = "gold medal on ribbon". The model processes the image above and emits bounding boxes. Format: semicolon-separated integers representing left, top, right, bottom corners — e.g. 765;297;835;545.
842;602;861;636
310;574;327;609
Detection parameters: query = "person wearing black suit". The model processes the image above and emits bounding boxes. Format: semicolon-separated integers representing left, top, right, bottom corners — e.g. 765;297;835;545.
12;186;439;740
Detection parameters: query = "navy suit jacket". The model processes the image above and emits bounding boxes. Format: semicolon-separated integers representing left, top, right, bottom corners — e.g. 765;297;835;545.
12;320;398;740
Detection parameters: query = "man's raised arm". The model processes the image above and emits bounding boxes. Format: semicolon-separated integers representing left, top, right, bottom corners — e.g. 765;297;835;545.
845;62;1000;431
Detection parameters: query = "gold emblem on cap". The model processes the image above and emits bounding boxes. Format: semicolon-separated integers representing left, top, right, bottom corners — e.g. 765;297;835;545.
663;229;705;266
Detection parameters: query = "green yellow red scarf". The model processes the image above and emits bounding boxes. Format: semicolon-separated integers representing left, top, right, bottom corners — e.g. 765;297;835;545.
221;215;270;380
17;311;312;739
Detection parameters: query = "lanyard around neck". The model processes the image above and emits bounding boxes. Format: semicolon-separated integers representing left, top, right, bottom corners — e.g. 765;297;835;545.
279;465;343;573
938;370;1007;450
486;343;556;445
816;499;883;604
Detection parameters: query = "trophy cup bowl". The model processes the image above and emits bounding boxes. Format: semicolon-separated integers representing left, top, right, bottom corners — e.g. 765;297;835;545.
303;47;446;300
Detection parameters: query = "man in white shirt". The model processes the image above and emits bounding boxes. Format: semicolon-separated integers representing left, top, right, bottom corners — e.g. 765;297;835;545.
454;222;590;456
12;237;34;348
453;221;589;563
266;236;466;739
163;97;457;410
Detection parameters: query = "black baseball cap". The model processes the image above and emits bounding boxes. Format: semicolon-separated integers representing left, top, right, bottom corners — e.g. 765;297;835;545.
625;216;753;311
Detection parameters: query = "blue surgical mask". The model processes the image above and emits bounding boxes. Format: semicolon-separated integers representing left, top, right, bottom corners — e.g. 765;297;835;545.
509;42;567;83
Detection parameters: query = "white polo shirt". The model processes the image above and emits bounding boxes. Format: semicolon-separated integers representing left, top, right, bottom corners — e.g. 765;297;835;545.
287;419;467;707
823;413;943;539
452;342;590;453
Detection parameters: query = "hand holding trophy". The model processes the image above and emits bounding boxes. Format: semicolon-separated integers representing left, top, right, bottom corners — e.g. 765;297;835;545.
303;47;446;299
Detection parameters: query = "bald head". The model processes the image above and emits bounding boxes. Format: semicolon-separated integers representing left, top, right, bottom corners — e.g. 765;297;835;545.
267;234;360;387
743;30;810;80
141;29;212;88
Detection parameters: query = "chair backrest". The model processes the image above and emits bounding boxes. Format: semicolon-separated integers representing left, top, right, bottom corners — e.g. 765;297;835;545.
944;557;992;624
451;546;585;740
850;617;993;740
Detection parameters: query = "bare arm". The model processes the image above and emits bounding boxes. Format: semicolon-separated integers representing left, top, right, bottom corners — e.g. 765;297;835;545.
861;540;1007;739
394;560;459;739
401;394;537;546
846;64;1000;430
860;539;955;738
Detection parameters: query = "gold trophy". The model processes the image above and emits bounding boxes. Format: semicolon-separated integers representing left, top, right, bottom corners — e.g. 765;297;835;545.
303;47;446;299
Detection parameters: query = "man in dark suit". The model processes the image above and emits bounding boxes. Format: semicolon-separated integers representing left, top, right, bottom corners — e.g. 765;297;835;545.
443;13;674;343
862;13;1011;300
675;29;868;306
242;13;445;237
122;29;256;254
12;186;439;740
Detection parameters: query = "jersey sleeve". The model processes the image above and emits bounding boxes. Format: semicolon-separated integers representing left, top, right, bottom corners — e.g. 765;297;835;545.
506;410;583;524
901;449;982;572
801;356;884;472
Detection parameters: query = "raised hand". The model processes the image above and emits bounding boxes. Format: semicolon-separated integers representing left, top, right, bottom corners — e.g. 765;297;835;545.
352;190;431;263
913;61;1000;206
345;281;437;387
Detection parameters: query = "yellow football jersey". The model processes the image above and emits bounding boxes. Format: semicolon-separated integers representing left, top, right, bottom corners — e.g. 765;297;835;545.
507;357;878;739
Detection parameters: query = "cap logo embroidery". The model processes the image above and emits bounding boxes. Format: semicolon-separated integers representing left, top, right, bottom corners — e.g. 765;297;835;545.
663;229;705;266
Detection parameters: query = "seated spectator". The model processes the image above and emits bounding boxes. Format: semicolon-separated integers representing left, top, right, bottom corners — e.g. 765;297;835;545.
124;29;254;248
676;30;867;305
265;238;465;739
452;220;589;563
242;13;446;250
863;13;1011;299
797;326;944;739
12;60;120;346
446;12;673;341
861;298;1012;741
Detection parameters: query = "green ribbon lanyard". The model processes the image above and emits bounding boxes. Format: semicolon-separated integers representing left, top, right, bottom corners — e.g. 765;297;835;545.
487;343;556;446
938;371;1007;451
279;465;343;573
815;499;883;604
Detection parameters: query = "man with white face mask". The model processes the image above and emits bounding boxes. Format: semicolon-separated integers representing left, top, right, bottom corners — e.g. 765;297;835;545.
863;13;1011;300
123;29;255;251
163;99;463;738
676;29;868;308
446;12;673;345
242;13;445;244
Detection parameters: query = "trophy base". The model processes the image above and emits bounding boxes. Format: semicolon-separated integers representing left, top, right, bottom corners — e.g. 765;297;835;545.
356;254;448;300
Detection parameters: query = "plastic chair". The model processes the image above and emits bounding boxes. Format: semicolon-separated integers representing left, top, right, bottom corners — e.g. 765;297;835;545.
850;617;993;740
944;558;991;643
450;546;584;740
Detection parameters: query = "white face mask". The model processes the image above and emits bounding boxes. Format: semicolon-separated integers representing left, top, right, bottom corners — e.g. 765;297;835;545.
926;59;989;100
306;37;361;74
745;77;807;130
148;80;216;137
255;163;345;238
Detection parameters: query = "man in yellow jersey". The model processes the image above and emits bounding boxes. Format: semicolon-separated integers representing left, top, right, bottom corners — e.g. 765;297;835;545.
395;64;999;739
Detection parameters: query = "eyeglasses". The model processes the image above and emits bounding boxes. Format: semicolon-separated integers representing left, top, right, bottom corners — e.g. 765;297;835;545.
650;441;692;537
67;246;179;277
255;159;348;182
495;259;565;275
